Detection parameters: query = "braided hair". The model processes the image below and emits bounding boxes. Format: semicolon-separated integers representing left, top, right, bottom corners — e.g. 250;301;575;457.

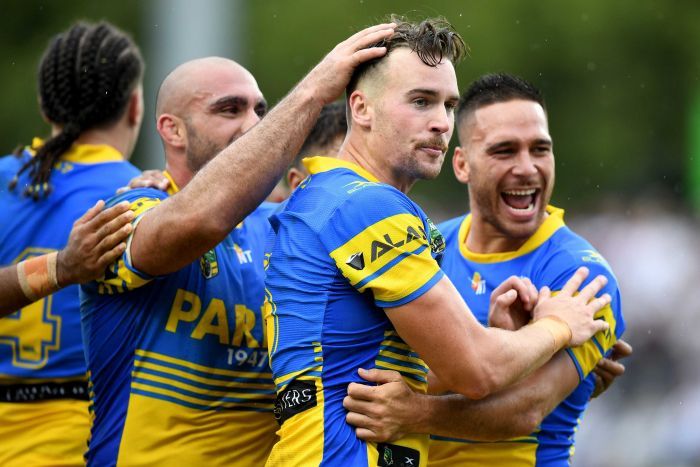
10;21;144;199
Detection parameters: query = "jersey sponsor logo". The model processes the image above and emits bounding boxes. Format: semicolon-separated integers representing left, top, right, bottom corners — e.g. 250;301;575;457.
377;443;420;467
581;249;606;265
344;180;381;193
199;249;219;279
471;272;486;295
232;243;253;264
370;226;424;262
165;288;265;349
273;379;316;425
346;252;365;271
0;380;88;402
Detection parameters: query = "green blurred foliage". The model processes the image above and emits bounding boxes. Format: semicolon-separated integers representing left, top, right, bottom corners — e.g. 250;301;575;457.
2;0;699;218
0;0;142;152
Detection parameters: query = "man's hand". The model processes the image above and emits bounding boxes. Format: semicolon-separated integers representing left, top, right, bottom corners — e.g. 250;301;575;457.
533;267;611;346
297;23;396;104
343;368;419;443
117;169;170;194
489;276;538;330
55;200;134;286
591;339;632;398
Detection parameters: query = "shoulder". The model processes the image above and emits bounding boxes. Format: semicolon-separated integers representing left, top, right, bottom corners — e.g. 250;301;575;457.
540;226;618;287
335;181;420;222
0;152;24;175
105;187;168;207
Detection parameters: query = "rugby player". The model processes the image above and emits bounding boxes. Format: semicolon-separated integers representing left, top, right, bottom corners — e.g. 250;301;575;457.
343;73;628;466
78;23;397;466
263;17;611;467
0;21;144;465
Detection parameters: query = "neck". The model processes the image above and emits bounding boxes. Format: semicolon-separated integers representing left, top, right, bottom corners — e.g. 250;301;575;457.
465;214;530;254
465;203;548;254
164;149;194;188
338;133;416;193
55;122;134;160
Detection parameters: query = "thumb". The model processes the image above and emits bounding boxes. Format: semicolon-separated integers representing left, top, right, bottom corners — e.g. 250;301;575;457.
539;286;552;300
358;368;403;384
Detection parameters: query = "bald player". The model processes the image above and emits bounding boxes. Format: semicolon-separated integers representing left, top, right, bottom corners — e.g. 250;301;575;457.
79;22;396;467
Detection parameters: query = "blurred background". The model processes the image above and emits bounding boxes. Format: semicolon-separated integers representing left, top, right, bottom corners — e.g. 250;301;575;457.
1;0;698;465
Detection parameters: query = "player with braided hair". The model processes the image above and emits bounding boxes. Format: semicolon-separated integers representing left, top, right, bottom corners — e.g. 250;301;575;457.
0;21;143;464
8;21;142;199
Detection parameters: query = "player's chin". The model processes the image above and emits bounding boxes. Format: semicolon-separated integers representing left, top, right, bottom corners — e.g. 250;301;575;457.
417;159;445;180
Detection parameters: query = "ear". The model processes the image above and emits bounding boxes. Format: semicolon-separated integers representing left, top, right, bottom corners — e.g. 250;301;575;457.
156;113;186;149
287;167;308;192
127;86;144;128
348;90;372;129
452;145;470;184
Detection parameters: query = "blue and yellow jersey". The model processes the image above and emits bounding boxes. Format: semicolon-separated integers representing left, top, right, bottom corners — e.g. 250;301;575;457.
0;140;139;465
429;206;625;467
80;176;278;466
264;156;445;467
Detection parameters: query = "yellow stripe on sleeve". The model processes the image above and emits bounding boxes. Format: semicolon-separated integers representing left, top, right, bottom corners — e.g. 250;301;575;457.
329;213;440;304
97;196;163;291
569;304;617;376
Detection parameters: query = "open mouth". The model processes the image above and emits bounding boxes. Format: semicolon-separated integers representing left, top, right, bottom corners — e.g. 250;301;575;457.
501;188;539;213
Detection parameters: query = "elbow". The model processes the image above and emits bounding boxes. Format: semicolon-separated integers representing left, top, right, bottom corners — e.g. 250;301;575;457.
185;212;232;247
445;358;525;400
441;366;499;401
510;406;546;437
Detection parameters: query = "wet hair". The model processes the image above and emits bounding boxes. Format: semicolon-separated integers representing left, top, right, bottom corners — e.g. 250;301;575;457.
457;73;546;128
292;101;347;168
346;15;467;96
10;21;144;199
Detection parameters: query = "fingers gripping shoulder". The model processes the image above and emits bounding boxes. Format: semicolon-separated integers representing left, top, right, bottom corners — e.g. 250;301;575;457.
544;253;623;381
96;189;169;292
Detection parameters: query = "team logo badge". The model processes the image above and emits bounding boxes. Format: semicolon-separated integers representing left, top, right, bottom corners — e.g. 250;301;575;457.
426;218;445;255
378;443;420;466
199;249;219;279
471;271;486;295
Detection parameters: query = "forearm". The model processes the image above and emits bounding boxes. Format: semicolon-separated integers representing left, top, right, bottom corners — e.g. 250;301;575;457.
421;351;578;440
462;318;568;396
0;252;62;316
390;277;570;400
131;85;322;275
0;265;29;316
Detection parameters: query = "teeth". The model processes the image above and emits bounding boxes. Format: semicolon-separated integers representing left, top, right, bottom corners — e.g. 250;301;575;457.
511;203;535;212
503;189;536;196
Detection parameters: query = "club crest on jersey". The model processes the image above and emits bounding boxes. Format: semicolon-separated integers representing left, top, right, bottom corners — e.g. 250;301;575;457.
199;249;219;279
426;218;445;255
378;443;420;467
471;272;486;295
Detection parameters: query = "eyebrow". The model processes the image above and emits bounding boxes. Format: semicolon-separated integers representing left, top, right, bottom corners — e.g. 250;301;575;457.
406;88;460;102
486;138;553;152
209;96;268;112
